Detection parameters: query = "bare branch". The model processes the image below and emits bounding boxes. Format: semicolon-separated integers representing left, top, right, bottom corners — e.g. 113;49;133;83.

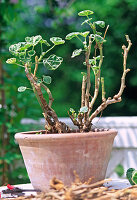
33;56;38;77
113;68;130;100
89;35;132;123
114;35;132;99
85;36;92;108
88;45;103;114
103;25;109;39
88;74;99;114
126;35;132;51
78;113;84;127
68;111;81;129
89;97;121;122
81;74;87;107
101;77;106;102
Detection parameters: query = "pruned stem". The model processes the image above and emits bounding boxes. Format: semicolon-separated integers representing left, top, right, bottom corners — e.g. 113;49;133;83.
85;36;92;108
101;77;106;102
103;25;109;39
113;35;132;99
81;74;87;107
78;113;84;128
89;35;132;122
88;74;99;114
33;56;38;77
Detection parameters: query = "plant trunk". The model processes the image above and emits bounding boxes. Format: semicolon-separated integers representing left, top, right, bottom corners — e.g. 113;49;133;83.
25;66;70;133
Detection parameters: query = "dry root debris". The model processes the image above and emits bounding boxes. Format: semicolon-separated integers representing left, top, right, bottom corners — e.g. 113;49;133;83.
9;177;137;200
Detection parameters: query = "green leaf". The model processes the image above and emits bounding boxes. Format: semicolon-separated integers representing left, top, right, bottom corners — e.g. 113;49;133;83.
114;164;124;177
40;39;50;46
9;42;32;53
6;58;16;64
71;49;82;58
80;106;88;113
95;21;105;28
43;75;52;84
80;31;90;37
65;32;80;40
95;34;106;43
33;35;42;45
28;50;36;57
9;44;16;52
95;55;102;60
91;65;100;75
81;18;92;25
83;59;94;66
19;52;26;59
25;36;34;43
70;108;75;113
20;57;31;63
90;34;95;39
78;10;94;16
83;56;103;66
126;168;135;185
18;86;27;92
37;79;42;84
43;54;63;70
96;32;102;35
50;37;65;45
18;42;32;51
81;72;87;76
9;44;20;52
25;35;42;45
132;170;137;184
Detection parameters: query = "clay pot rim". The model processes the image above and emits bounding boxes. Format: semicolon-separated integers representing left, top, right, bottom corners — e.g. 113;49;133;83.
15;129;117;141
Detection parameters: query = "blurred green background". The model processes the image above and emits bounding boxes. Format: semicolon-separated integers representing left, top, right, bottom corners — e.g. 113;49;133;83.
0;0;137;185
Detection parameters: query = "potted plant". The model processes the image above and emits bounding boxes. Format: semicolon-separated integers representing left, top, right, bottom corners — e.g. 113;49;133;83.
6;10;132;191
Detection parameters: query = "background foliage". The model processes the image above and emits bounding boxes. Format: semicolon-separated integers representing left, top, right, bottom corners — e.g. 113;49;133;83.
0;0;137;184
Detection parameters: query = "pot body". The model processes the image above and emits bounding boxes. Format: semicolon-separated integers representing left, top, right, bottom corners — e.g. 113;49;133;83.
15;129;117;191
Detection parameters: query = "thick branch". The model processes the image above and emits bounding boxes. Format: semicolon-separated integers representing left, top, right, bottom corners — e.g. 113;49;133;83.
78;113;84;128
25;65;70;133
25;66;58;122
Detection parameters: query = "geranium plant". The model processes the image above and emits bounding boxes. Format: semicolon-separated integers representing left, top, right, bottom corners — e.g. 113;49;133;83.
6;10;132;133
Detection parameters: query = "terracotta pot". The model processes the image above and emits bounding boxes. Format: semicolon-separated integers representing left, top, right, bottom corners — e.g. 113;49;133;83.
15;129;117;191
